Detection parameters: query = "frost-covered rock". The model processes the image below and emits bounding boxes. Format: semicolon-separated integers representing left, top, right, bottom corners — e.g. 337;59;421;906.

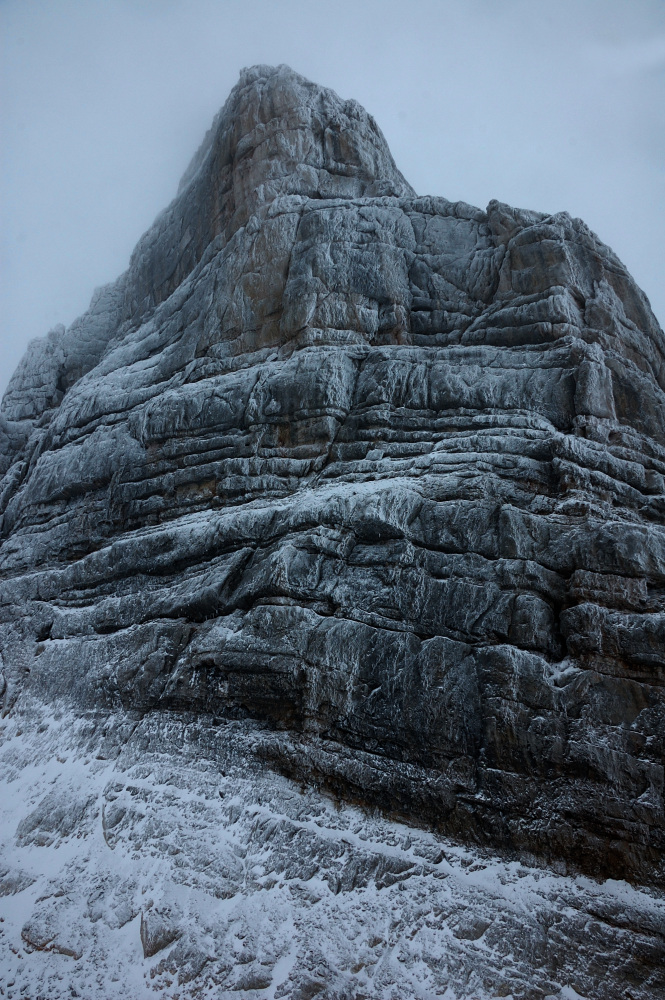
1;64;664;995
0;704;663;999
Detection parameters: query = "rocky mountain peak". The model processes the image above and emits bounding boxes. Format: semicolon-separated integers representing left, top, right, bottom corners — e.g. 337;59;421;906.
179;64;414;204
1;67;664;999
1;66;413;427
128;64;414;317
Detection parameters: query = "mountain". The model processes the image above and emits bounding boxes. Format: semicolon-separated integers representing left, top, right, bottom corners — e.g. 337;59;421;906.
1;65;664;998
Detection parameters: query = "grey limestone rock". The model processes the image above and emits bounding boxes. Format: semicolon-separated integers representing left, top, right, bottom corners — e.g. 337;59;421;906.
1;63;664;904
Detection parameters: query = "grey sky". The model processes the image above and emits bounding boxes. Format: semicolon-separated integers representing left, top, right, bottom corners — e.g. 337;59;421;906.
1;0;664;398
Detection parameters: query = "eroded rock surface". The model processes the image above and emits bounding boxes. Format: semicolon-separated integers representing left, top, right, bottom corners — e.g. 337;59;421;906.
0;704;663;999
1;63;664;922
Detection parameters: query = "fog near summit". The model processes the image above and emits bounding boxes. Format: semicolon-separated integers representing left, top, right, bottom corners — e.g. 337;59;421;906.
1;0;664;396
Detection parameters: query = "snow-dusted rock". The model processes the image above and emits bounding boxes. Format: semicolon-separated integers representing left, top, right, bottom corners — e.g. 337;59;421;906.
0;703;663;999
1;64;664;996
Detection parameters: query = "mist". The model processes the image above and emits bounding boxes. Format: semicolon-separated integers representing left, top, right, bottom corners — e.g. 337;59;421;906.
2;0;664;397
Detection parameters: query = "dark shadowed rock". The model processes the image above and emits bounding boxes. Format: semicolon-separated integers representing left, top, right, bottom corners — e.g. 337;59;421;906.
1;65;664;896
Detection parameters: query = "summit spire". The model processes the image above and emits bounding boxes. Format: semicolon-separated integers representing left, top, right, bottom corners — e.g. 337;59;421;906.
128;65;414;315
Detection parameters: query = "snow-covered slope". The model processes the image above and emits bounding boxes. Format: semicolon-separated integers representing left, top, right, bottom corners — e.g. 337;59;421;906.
1;702;663;999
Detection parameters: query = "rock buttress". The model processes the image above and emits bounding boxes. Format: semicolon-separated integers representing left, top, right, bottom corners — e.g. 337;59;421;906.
1;64;664;883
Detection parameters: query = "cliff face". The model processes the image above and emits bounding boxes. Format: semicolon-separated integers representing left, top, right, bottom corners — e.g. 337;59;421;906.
1;65;664;885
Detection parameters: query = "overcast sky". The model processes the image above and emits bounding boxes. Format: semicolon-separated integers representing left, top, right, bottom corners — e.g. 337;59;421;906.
1;0;664;399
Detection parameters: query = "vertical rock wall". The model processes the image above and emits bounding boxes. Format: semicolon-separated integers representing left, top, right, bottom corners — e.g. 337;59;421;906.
1;65;664;882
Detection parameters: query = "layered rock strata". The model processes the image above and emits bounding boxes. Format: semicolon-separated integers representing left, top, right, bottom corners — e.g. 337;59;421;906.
1;65;664;884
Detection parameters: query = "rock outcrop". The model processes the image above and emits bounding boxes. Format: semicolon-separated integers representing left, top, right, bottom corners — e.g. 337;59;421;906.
1;65;664;897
